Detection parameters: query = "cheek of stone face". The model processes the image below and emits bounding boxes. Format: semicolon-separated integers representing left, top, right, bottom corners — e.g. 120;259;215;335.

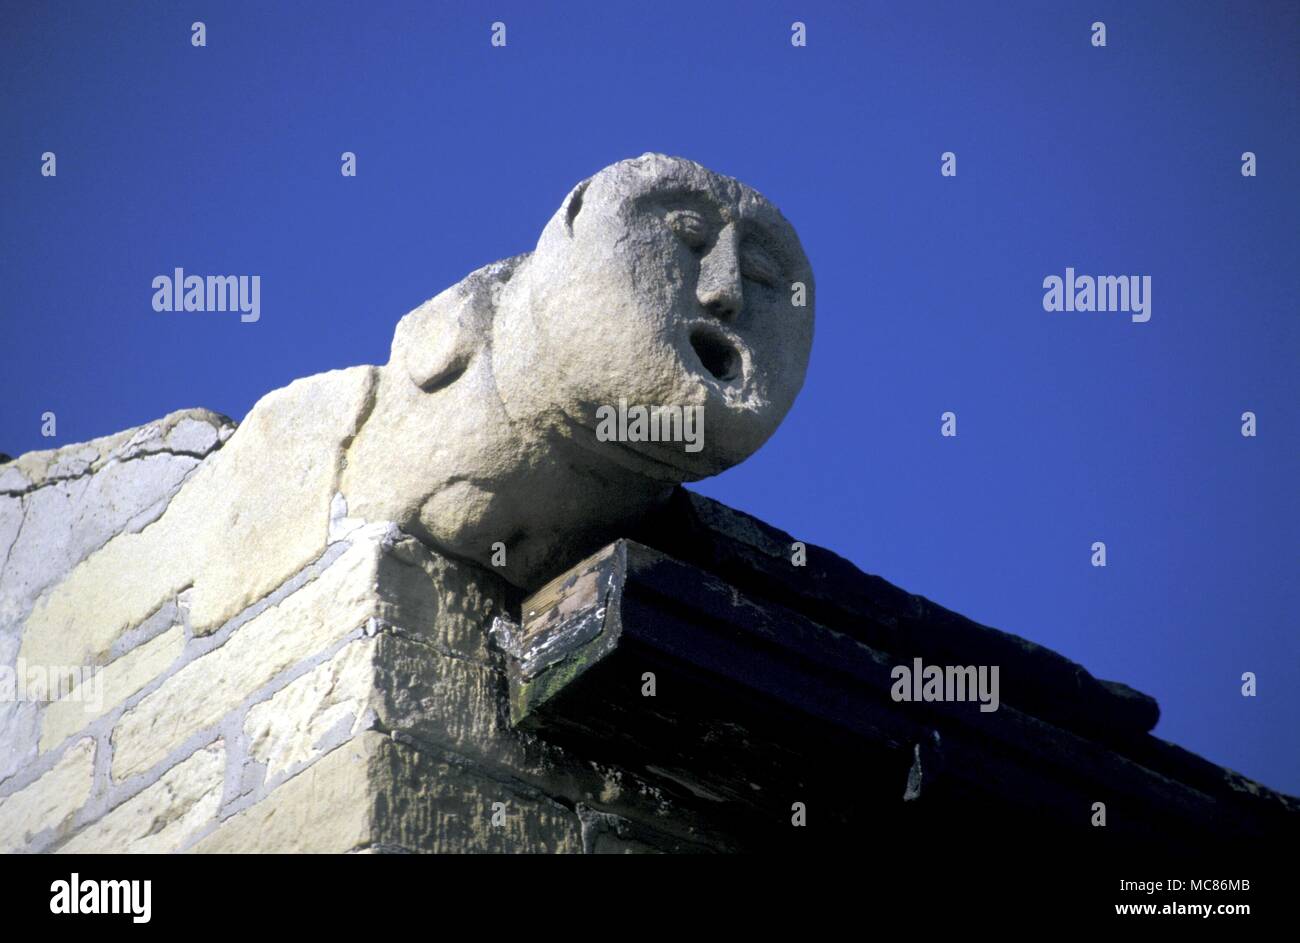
595;229;699;365
618;218;693;310
540;234;691;415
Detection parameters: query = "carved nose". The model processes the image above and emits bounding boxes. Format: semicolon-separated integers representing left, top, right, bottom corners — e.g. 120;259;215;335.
695;226;742;322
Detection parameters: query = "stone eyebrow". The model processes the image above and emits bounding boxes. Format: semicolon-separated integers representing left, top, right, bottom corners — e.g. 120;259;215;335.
634;187;720;216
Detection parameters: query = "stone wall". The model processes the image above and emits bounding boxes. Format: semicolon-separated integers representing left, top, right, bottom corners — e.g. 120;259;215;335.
4;409;1295;854
0;410;235;788
0;413;727;853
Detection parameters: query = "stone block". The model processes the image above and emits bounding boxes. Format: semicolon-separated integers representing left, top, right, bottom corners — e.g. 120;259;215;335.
60;742;225;853
0;410;233;630
41;626;184;753
0;738;94;852
192;732;581;853
110;535;383;780
20;368;375;670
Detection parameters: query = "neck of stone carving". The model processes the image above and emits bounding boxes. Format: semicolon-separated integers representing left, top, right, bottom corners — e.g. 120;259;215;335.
340;357;675;591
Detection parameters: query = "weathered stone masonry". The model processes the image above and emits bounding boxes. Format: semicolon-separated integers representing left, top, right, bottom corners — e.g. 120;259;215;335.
0;413;743;852
2;155;1295;853
2;412;1296;853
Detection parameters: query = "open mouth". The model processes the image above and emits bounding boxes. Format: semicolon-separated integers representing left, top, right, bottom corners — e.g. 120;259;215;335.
689;327;742;383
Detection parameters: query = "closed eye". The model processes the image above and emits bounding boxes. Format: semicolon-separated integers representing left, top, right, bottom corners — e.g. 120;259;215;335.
666;209;708;251
740;244;781;287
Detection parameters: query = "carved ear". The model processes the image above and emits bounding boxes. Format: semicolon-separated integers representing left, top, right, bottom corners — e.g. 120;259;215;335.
391;289;480;391
390;255;528;392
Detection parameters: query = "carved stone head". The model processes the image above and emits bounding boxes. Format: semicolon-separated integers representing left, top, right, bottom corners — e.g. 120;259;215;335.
374;154;816;586
492;153;815;481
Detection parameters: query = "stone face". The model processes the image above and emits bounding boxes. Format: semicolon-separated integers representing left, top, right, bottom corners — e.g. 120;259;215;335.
494;154;815;478
60;742;225;854
10;155;1283;858
0;737;95;852
341;154;816;589
11;159;816;733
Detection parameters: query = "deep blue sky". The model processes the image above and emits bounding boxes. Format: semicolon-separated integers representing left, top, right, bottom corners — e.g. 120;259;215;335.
2;1;1296;794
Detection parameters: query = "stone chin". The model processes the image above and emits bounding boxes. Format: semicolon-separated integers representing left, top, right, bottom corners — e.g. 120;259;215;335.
561;414;728;483
557;353;794;484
